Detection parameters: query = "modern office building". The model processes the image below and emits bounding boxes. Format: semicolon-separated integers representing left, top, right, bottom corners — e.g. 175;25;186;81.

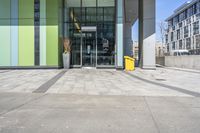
165;0;200;55
0;0;156;69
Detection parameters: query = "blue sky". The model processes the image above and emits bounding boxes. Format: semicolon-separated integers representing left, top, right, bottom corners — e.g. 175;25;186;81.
132;0;188;42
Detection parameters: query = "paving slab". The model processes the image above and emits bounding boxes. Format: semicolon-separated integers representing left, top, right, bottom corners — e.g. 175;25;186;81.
0;93;200;133
146;97;200;133
47;69;190;97
0;70;61;93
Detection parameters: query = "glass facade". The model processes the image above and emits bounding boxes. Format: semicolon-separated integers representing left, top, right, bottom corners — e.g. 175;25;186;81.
0;0;118;68
64;0;116;67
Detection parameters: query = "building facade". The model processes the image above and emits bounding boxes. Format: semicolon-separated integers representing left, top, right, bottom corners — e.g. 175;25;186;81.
165;0;200;55
0;0;156;69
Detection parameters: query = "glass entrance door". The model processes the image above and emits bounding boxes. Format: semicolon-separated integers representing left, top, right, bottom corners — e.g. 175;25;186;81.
82;32;97;67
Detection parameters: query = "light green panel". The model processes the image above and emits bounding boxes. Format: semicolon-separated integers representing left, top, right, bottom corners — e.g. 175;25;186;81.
0;0;11;66
19;0;34;66
0;21;11;66
46;0;59;66
46;25;59;66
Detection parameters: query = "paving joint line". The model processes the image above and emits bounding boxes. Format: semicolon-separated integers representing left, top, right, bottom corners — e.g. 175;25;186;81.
0;71;11;74
0;94;48;117
123;71;200;97
33;70;68;93
144;97;161;133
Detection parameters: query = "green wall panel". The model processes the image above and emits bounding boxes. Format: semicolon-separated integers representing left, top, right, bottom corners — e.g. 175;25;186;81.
0;0;11;19
46;0;59;66
46;26;59;66
0;0;11;66
18;0;34;66
0;21;11;66
19;0;34;19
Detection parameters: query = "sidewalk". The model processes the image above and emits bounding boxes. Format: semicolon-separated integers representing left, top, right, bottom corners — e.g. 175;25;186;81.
0;68;200;133
0;68;199;97
129;67;200;95
0;93;200;133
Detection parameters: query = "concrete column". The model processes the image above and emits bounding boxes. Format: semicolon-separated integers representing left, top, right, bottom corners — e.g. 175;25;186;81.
116;0;124;69
124;23;133;57
139;0;156;69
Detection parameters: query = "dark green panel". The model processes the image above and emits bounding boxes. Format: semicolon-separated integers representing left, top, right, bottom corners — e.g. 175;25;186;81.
19;0;34;19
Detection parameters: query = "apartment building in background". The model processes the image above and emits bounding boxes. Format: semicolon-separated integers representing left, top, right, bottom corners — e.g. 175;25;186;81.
165;0;200;55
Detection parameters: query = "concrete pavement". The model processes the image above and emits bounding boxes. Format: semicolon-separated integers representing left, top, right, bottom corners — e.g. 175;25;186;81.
0;68;200;133
0;93;200;133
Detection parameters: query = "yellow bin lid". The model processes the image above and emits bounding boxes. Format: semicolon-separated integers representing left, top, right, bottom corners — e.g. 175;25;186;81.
124;56;135;61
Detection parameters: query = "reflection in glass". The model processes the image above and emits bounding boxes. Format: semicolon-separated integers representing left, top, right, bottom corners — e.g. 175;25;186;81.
98;0;115;7
82;0;96;7
82;32;96;67
64;0;115;67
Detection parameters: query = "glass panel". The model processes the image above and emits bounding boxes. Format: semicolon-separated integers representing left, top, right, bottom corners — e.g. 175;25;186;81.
97;8;103;22
97;7;115;66
82;32;96;67
86;8;96;23
98;0;115;7
82;0;96;7
104;7;115;21
64;0;81;66
63;0;116;67
71;33;81;65
66;0;80;7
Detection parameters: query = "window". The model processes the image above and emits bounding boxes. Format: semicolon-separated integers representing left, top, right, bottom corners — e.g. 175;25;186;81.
186;18;191;24
173;16;179;26
179;12;185;21
167;44;170;52
179;22;182;28
172;42;176;50
168;19;173;27
186;38;191;49
196;35;200;48
171;32;174;41
177;29;180;40
165;34;168;43
187;6;194;17
193;21;199;35
179;40;183;49
197;2;200;13
184;26;189;38
193;3;197;14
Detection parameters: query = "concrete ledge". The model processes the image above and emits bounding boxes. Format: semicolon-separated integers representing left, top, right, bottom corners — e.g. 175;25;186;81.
142;65;156;70
165;55;200;70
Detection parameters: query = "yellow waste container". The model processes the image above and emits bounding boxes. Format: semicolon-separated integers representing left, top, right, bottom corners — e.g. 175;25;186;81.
124;56;135;71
